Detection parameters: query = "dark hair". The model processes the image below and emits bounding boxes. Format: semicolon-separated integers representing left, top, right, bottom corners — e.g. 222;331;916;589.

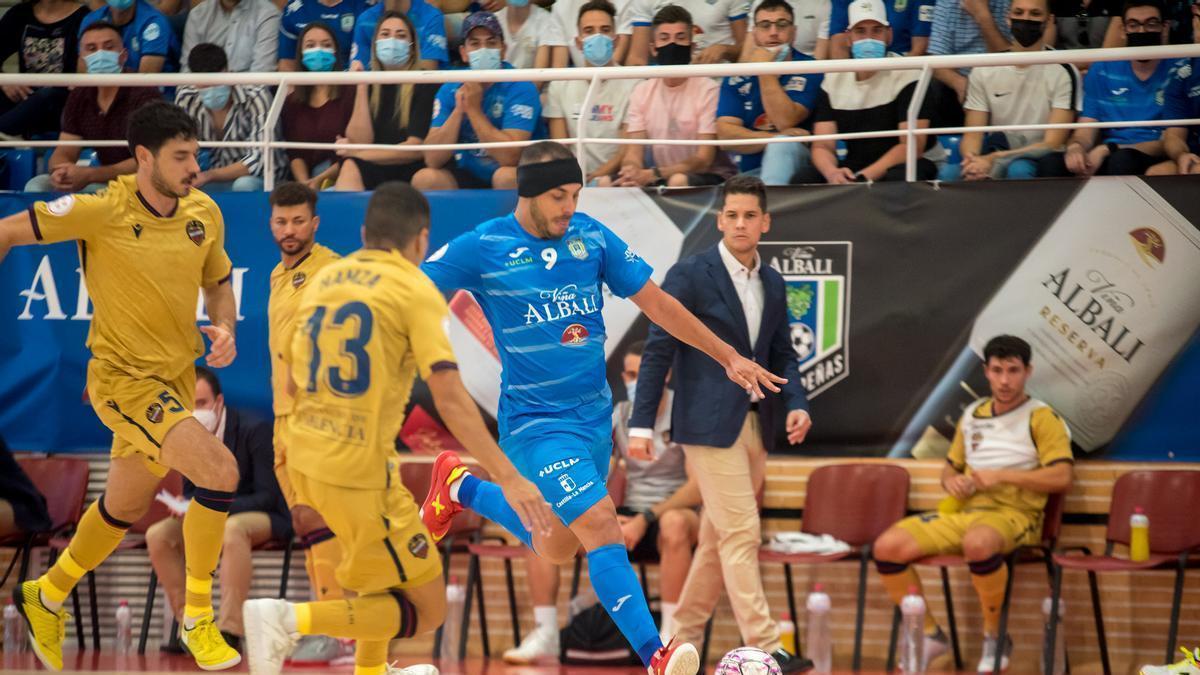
363;182;430;249
721;174;768;212
270;181;318;214
754;0;795;21
519;140;576;166
195;365;222;398
1122;0;1164;18
80;20;122;41
626;340;646;357
291;22;344;105
127;101;198;157
187;42;229;73
983;335;1032;366
652;4;693;29
578;0;617;25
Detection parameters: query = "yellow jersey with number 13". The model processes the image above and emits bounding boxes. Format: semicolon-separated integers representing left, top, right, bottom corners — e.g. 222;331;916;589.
267;243;340;416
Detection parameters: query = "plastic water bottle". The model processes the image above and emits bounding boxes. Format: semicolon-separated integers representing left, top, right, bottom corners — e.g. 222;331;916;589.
4;599;25;653
115;600;133;653
805;584;832;674
1041;597;1066;675
778;612;796;656
899;586;927;674
1130;507;1150;562
439;577;466;664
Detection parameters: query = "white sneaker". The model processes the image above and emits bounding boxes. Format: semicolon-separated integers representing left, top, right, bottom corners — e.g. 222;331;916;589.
502;624;559;664
387;663;440;675
923;627;951;669
242;599;300;675
976;634;1012;673
1141;647;1200;675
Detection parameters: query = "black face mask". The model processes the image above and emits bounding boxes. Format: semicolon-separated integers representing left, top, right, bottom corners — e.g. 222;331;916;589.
1010;19;1045;47
1126;30;1163;47
655;42;692;66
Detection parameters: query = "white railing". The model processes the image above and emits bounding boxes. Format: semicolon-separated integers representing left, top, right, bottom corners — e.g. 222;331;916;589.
2;44;1198;187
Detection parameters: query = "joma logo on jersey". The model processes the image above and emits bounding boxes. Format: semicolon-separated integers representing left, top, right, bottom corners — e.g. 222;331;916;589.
506;246;534;268
538;457;580;477
524;284;599;325
764;241;852;399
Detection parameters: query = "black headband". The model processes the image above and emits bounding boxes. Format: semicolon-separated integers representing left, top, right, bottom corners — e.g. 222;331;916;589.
517;158;583;197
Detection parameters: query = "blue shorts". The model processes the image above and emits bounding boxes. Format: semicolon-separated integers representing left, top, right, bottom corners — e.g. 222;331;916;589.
502;415;613;526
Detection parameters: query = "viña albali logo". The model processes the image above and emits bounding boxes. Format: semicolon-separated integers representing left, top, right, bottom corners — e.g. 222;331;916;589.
763;241;852;398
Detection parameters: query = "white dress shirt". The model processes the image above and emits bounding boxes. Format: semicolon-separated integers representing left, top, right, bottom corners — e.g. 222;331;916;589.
717;240;764;348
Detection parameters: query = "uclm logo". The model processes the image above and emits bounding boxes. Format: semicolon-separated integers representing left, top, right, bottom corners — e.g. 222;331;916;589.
1129;227;1165;268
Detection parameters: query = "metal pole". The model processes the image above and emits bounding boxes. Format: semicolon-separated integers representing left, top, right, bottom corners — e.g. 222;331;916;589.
575;72;602;180
905;64;932;182
262;78;289;192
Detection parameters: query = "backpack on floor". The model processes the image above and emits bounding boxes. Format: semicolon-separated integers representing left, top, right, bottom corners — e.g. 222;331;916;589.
559;602;654;667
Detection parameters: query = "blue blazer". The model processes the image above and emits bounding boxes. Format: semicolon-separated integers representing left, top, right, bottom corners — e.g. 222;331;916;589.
631;245;809;451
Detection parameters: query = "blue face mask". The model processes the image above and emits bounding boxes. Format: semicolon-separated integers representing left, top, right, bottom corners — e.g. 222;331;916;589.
301;47;336;72
375;37;411;67
581;33;613;66
771;44;790;61
851;37;886;59
201;85;232;110
467;46;502;71
106;0;134;10
508;0;530;7
625;380;637;405
84;49;122;74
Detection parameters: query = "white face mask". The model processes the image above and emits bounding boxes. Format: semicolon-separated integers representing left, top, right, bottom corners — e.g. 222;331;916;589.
193;407;219;434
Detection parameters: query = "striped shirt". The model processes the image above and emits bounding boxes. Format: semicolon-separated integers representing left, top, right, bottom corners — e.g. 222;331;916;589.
928;0;1011;70
175;84;288;180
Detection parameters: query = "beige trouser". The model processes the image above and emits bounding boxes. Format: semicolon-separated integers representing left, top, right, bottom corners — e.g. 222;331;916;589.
674;414;780;653
145;511;273;636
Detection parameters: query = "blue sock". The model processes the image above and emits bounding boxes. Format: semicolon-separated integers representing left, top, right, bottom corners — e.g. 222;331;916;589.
587;543;662;665
456;474;533;548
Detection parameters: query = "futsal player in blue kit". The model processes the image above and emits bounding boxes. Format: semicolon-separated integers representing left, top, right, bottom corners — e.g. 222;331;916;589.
419;141;786;675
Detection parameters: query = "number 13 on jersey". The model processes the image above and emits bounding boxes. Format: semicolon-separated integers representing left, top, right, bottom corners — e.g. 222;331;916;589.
300;301;375;397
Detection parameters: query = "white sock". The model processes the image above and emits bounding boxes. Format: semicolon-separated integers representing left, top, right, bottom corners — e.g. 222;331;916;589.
39;589;63;612
283;603;299;633
448;473;469;503
533;605;558;632
660;602;678;636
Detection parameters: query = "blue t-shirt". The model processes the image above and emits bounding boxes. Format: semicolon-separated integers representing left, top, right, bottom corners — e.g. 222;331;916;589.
350;0;447;67
430;68;541;182
716;50;822;172
1082;58;1187;145
829;0;934;54
80;1;179;72
1163;58;1200;153
279;0;373;63
422;213;654;437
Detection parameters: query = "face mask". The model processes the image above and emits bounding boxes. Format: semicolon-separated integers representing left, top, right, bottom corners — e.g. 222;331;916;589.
508;0;530;7
301;46;336;71
1125;30;1162;47
106;0;134;10
200;84;232;110
84;49;122;74
467;46;502;70
581;33;614;66
850;37;886;59
654;42;692;66
625;380;637;405
1009;19;1045;47
375;37;411;66
193;407;219;434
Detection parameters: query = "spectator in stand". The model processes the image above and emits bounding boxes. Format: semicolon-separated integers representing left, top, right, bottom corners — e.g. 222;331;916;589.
181;0;281;72
544;0;639;183
602;5;737;187
350;0;448;69
79;0;180;72
717;0;823;184
929;0;1013;127
553;0;635;66
1052;0;1119;49
146;367;290;650
412;11;540;190
623;0;750;64
1153;8;1199;175
749;0;832;57
1099;0;1195;47
335;11;441;189
277;0;372;70
496;0;569;73
793;0;941;183
176;43;288;190
827;0;933;57
0;435;52;539
1037;0;1185;177
25;22;160;192
955;0;1079;180
282;22;355;188
0;0;88;139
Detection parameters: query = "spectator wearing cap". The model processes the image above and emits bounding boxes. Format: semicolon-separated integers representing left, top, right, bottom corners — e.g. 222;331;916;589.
717;0;823;184
1154;12;1199;175
602;5;737;187
350;0;448;69
281;22;355;188
176;43;288;190
495;0;569;74
79;0;180;72
624;0;750;65
412;11;540;190
277;0;373;70
1037;0;1185;177
826;0;933;57
182;0;280;72
793;0;942;183
955;0;1080;180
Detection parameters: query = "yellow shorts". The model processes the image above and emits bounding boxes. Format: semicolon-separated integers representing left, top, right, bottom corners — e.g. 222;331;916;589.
896;508;1043;557
288;467;441;595
88;359;194;478
272;417;296;508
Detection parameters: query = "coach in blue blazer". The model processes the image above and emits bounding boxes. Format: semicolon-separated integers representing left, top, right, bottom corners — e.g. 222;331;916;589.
628;176;813;672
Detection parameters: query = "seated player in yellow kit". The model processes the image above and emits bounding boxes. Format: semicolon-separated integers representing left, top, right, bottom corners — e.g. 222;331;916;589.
873;335;1074;673
242;182;554;675
0;101;243;671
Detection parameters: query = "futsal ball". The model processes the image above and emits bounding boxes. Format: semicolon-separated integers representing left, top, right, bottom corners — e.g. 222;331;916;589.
715;647;782;675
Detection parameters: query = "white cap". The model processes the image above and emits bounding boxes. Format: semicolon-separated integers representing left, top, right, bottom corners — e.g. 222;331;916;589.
848;0;890;28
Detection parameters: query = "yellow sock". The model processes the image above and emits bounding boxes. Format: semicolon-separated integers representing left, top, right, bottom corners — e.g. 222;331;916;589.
182;489;234;620
878;562;940;635
354;640;389;675
970;557;1009;636
296;593;416;641
41;499;129;606
305;537;344;602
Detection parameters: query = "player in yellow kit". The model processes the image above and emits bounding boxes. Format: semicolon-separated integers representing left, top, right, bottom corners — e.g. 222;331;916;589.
264;183;349;664
0;101;242;671
243;182;553;675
